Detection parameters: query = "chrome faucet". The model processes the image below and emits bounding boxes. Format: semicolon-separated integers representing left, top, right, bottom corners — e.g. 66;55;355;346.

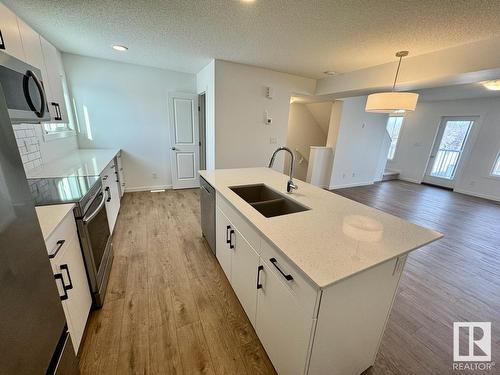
268;146;298;193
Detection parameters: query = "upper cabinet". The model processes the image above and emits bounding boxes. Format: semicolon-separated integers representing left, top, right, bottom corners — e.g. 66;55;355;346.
17;19;53;104
40;36;69;124
0;3;25;61
0;4;70;124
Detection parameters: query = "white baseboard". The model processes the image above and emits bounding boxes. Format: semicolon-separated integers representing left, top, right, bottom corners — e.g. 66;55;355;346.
453;188;500;202
397;176;422;184
125;184;173;193
329;181;374;190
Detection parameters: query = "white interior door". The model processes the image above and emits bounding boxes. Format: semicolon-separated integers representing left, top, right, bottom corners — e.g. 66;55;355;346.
423;117;476;189
168;92;200;189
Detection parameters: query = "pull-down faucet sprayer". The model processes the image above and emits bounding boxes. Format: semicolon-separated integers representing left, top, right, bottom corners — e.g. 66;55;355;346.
268;146;298;193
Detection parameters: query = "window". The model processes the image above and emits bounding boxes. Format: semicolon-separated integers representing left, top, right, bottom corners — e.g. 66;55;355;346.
42;121;74;141
491;151;500;177
386;116;404;160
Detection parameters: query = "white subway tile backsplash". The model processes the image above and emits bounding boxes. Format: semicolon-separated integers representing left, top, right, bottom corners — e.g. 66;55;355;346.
12;123;43;172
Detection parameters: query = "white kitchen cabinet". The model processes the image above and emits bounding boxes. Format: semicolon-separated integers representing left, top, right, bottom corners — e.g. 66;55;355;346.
47;211;91;354
256;261;316;375
40;36;69;123
0;3;25;61
101;158;121;233
215;207;232;280
215;192;408;375
231;227;260;326
17;19;53;105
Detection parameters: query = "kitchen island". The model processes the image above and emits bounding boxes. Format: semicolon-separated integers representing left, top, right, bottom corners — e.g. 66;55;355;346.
199;167;442;375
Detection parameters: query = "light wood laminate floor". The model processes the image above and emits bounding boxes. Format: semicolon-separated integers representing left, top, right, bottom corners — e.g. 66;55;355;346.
79;189;275;375
79;182;500;374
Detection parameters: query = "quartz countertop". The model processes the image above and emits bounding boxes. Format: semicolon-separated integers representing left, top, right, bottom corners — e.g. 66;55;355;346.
199;168;443;288
26;149;120;178
36;204;75;241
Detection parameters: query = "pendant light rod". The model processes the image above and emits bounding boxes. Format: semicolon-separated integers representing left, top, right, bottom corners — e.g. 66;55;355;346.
392;50;409;91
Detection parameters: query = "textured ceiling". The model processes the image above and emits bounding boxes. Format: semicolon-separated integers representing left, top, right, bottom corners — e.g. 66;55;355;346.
5;0;500;78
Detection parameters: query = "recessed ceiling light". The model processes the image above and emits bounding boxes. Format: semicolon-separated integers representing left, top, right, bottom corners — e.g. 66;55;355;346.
481;80;500;91
323;71;337;76
112;45;128;52
240;0;255;3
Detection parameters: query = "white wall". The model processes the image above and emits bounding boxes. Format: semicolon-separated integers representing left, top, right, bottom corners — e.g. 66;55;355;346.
387;96;500;201
329;96;388;189
214;60;316;171
196;60;215;170
62;54;196;191
286;103;326;181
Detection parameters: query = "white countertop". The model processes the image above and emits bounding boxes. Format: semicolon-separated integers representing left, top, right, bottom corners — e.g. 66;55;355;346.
26;149;120;178
200;168;443;288
36;204;75;241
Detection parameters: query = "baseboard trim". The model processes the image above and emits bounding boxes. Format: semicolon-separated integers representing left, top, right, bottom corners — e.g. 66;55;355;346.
329;181;374;190
397;177;422;184
125;185;173;193
453;188;500;203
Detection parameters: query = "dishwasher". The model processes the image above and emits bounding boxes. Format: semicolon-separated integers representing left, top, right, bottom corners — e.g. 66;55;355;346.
200;177;216;254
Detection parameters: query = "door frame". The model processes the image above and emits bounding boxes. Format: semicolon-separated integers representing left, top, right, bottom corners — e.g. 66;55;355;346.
423;116;478;189
168;92;200;189
198;93;207;170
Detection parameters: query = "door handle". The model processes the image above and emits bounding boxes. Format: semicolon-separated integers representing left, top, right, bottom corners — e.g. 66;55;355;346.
60;264;73;291
229;229;235;249
105;186;111;202
48;240;65;259
54;273;68;301
171;147;177;151
256;265;264;289
269;258;293;281
226;225;231;244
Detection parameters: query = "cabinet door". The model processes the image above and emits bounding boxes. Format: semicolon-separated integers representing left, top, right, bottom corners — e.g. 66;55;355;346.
256;262;314;375
0;4;25;61
40;36;68;123
215;207;232;280
231;227;259;326
52;234;92;354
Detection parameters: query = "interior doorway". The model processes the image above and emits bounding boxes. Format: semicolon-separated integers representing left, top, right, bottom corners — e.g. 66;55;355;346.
423;116;476;189
198;93;206;170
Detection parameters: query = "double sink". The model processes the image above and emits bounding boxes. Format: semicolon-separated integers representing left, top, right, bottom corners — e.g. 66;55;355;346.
230;184;310;218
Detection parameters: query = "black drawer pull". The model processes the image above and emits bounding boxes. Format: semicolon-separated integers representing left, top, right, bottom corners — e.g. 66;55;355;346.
54;273;68;301
0;30;5;50
270;258;293;281
60;264;73;290
229;230;235;249
48;240;65;259
256;265;264;289
226;225;231;244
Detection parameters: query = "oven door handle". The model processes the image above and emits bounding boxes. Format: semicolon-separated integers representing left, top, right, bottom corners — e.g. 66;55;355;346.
83;192;106;224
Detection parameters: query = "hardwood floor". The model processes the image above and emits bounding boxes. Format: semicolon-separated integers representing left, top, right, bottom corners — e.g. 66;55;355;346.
79;190;275;375
333;181;500;375
79;182;500;375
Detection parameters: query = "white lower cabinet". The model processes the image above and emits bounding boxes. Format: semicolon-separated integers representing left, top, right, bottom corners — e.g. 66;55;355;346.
215;194;407;375
256;261;315;375
231;227;260;326
47;211;91;354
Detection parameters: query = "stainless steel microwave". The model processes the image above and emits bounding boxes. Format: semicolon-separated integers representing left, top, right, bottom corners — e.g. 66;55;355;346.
0;50;50;123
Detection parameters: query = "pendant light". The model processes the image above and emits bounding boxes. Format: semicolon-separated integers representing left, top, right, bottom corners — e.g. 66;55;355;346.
365;51;419;114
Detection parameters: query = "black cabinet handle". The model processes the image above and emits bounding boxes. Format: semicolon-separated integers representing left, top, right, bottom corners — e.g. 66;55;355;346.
60;264;73;290
0;30;5;50
48;240;65;259
269;258;293;281
256;265;264;289
54;273;68;301
51;102;62;121
229;229;235;249
226;225;231;244
105;187;111;202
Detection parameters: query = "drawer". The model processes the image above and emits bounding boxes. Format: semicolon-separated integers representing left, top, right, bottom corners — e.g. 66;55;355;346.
261;239;320;318
217;193;261;253
45;211;78;259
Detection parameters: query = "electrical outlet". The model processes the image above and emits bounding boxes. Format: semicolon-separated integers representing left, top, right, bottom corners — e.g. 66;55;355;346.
352;172;356;177
152;173;157;179
269;137;277;144
342;173;346;179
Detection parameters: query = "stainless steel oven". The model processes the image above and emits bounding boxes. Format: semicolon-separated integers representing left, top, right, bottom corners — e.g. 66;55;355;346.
75;180;113;308
0;50;50;123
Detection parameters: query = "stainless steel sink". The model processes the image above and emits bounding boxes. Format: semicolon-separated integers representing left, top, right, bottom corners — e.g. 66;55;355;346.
229;184;310;218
